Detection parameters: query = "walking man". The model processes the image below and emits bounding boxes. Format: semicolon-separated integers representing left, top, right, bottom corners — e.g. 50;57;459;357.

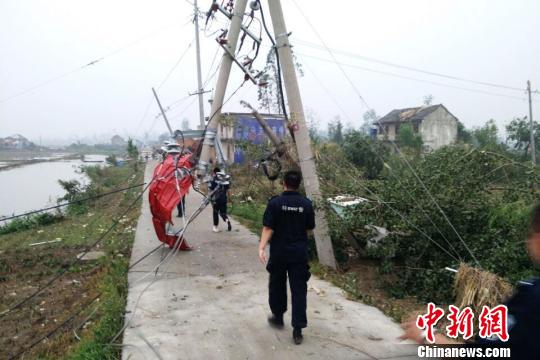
258;170;314;345
209;167;232;232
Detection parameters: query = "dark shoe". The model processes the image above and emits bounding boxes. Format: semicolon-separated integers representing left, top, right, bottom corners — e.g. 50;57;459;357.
267;314;284;328
293;328;303;345
227;220;232;231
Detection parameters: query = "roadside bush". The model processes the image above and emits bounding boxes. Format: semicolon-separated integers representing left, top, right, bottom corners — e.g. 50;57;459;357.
0;213;64;235
321;145;540;302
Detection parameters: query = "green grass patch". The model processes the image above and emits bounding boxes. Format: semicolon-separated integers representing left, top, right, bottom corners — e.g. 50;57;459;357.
0;213;64;235
64;258;129;360
229;201;266;235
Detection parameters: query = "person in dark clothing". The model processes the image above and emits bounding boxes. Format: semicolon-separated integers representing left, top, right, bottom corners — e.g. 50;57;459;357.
258;170;315;345
400;203;540;359
176;195;186;217
209;167;232;232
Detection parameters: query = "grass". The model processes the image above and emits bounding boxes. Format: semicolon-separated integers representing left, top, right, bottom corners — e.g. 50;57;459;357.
0;162;144;359
229;201;266;235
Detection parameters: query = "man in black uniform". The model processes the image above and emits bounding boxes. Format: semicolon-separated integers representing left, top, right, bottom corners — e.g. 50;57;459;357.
400;203;540;359
258;170;314;345
209;167;232;232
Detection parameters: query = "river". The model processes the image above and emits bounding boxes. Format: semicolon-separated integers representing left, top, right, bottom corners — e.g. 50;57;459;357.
0;155;106;218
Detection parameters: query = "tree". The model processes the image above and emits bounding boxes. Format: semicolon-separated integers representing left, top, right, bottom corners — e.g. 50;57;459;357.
126;138;139;160
327;116;344;144
457;122;472;143
257;48;303;114
105;154;117;166
472;119;499;148
423;94;434;106
361;110;379;135
397;123;423;151
506;116;540;159
342;130;389;179
306;109;322;144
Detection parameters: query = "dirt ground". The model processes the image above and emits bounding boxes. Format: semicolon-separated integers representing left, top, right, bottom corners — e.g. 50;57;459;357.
0;244;103;359
313;257;426;324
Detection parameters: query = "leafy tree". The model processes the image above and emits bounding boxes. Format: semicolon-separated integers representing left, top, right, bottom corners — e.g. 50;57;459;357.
322;146;540;302
471;119;499;148
397;123;423;151
105;154;117;166
423;94;434;106
126;138;139;160
505;116;540;159
361;110;379;135
327;116;344;144
306;110;323;144
126;138;140;171
257;49;303;114
457;122;472;143
341;131;389;179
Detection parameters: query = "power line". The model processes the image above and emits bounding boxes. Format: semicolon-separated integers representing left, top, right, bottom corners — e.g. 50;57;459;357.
8;241;165;359
7;293;102;360
134;38;196;136
0;182;145;222
298;52;531;102
319;152;461;262
294;39;526;93
0;180;153;319
0;23;181;104
289;0;370;109
157;41;194;89
291;0;480;265
301;55;462;259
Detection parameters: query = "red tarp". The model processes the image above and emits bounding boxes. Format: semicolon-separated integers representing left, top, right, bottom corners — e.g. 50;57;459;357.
149;154;193;250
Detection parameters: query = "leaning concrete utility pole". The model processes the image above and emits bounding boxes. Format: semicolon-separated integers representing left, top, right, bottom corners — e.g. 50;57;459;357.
197;0;248;176
528;80;536;166
193;0;206;130
267;0;337;269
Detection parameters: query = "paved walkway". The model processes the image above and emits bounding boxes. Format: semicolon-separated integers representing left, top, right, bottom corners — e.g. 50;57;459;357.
122;162;418;359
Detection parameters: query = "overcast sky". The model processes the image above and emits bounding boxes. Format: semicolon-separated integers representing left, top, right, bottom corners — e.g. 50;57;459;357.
1;0;539;144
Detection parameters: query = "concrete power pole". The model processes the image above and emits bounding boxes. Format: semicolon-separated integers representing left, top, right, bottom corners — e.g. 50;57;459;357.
528;80;536;166
193;0;206;130
197;0;248;176
267;0;337;269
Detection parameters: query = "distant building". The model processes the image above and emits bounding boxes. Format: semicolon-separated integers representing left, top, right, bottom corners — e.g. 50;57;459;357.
0;134;33;149
375;104;458;151
217;112;287;163
111;135;127;147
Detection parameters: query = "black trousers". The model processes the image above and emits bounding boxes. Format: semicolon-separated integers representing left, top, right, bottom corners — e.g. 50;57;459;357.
212;201;229;226
266;260;311;328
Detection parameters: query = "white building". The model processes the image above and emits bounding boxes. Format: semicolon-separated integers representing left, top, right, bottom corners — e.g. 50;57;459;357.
375;104;458;151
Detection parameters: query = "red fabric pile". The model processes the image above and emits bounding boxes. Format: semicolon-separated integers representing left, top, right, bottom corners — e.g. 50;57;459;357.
149;154;193;250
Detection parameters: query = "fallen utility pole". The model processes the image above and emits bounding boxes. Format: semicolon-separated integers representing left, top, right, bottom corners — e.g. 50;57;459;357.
197;0;248;177
528;80;536;166
152;87;173;136
240;100;296;167
267;0;337;269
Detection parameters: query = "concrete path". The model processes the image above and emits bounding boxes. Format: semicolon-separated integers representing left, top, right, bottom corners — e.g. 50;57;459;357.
122;162;419;359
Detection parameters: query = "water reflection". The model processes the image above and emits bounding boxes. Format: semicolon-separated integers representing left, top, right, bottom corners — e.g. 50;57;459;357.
0;155;106;218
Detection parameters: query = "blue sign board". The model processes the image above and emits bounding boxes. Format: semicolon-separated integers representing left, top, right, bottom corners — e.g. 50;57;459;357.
233;114;286;163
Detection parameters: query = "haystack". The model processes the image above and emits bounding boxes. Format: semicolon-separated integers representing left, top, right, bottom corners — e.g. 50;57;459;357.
453;263;513;310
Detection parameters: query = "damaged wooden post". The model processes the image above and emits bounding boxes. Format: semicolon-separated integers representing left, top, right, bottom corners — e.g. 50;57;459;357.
240;100;298;168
